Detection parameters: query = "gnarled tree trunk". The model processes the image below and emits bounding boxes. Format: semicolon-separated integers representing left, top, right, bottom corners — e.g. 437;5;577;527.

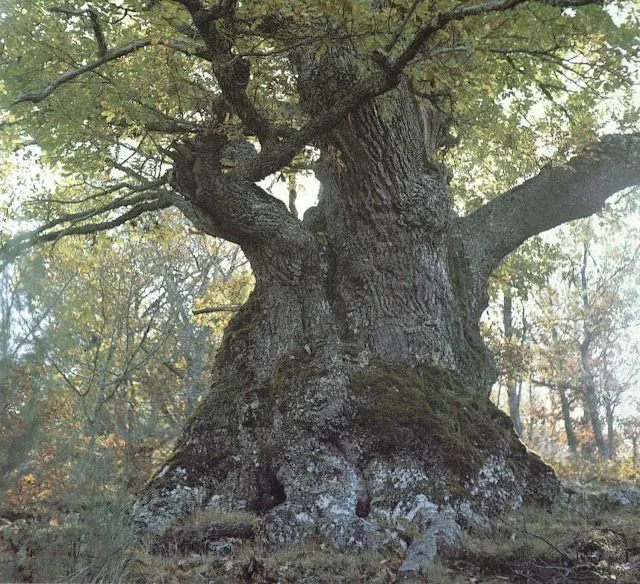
128;19;640;557
132;65;561;553
3;0;640;565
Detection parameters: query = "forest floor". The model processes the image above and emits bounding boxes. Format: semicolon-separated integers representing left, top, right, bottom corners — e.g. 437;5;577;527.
1;468;639;582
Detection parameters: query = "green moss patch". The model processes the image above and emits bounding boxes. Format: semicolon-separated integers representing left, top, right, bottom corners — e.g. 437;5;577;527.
349;361;515;477
215;291;259;369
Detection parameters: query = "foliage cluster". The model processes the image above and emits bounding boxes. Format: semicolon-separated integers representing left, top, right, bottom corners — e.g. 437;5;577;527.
0;0;638;254
0;215;251;581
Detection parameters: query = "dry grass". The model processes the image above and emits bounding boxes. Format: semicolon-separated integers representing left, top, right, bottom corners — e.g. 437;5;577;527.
3;462;639;583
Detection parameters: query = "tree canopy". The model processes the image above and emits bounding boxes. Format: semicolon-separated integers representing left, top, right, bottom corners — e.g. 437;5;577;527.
2;2;640;574
0;0;639;258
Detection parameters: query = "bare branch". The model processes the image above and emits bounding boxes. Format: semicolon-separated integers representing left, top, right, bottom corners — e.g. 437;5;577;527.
12;36;211;106
496;514;572;562
1;194;175;265
193;304;241;315
384;0;601;76
384;0;421;53
26;178;166;207
27;180;169;237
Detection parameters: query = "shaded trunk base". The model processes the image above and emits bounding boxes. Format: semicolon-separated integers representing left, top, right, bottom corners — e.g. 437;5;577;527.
133;351;559;555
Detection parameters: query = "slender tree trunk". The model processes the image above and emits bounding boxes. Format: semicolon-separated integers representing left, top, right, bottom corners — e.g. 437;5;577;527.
558;384;578;459
502;289;522;435
507;386;522;435
581;346;607;460
579;243;608;459
605;399;616;460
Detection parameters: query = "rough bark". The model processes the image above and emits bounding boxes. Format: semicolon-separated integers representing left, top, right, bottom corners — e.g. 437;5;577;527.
131;66;563;554
129;52;640;554
4;0;638;565
125;12;640;556
453;135;640;321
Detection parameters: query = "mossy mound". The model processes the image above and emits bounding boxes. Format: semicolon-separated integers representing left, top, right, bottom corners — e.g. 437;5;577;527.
349;361;516;478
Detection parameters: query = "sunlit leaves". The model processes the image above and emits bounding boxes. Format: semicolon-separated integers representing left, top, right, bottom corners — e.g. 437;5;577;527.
0;212;253;509
0;0;637;228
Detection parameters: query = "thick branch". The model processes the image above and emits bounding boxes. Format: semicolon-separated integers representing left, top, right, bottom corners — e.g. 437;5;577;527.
455;134;640;286
172;0;274;142
240;71;393;181
171;150;311;256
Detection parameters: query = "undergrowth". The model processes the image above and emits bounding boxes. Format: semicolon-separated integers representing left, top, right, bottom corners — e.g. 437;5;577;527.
2;463;639;582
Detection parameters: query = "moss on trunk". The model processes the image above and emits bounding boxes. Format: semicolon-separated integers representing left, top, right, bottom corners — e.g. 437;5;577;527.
349;361;515;478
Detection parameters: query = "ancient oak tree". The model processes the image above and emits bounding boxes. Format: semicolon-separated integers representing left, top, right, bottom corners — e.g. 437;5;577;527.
1;0;639;553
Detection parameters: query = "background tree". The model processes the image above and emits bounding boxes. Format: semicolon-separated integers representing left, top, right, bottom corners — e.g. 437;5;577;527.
0;255;46;498
1;0;640;559
620;414;640;466
491;213;640;462
1;215;250;509
485;238;559;436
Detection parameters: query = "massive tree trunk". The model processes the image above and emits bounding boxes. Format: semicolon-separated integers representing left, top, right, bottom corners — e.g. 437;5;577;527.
3;0;639;564
130;31;640;555
131;75;561;553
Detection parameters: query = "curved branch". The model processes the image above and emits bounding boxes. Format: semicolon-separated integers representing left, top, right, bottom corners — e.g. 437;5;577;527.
13;39;152;104
1;192;175;265
454;134;640;286
12;37;211;105
170;149;310;252
50;6;109;57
